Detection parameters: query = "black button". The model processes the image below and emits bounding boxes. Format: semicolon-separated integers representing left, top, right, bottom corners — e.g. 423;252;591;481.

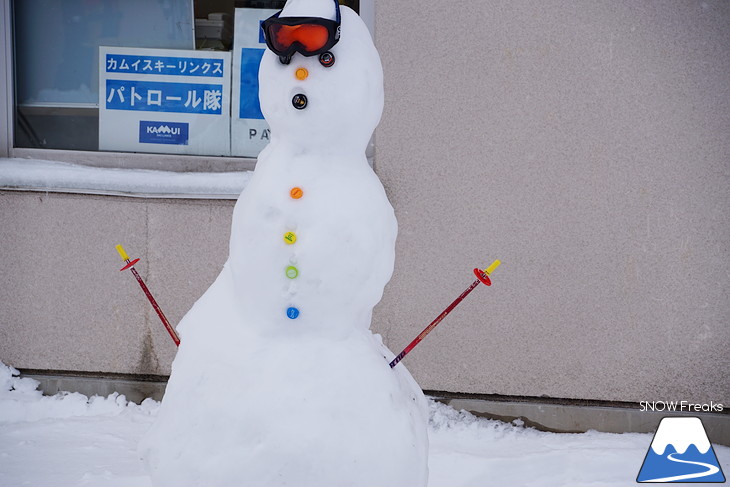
292;94;308;110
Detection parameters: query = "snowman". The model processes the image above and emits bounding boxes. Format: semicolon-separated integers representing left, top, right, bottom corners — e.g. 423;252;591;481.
139;0;429;485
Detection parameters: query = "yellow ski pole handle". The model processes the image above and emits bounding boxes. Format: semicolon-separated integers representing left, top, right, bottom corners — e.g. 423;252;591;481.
473;259;501;286
116;244;140;271
115;244;130;262
484;259;501;275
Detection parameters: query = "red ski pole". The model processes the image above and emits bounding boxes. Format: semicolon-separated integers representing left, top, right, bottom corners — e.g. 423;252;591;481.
116;244;180;347
389;260;501;368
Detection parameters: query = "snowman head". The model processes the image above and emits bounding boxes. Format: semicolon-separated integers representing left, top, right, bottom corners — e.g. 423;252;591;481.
258;0;384;156
261;0;341;66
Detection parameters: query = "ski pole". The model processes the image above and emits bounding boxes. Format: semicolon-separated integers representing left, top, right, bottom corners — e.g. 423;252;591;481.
115;244;180;347
389;259;501;369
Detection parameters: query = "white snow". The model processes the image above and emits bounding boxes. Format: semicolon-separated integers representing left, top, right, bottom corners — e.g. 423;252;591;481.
1;361;727;487
0;158;251;199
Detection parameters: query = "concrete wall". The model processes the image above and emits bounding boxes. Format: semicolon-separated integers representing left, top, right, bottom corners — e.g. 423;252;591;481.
0;191;232;376
373;0;729;403
1;1;728;408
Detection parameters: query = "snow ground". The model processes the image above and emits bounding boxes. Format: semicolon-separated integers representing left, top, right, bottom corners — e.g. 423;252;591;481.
0;363;727;487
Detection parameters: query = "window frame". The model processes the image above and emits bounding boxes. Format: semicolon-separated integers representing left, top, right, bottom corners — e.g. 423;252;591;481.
1;0;12;158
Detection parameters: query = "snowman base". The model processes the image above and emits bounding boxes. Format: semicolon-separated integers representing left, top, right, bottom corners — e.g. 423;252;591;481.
139;268;429;487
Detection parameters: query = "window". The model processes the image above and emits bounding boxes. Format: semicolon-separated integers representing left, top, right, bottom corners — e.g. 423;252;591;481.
13;0;197;152
5;0;368;168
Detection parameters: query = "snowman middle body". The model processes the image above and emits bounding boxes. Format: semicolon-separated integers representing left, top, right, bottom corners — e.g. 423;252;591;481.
229;143;397;337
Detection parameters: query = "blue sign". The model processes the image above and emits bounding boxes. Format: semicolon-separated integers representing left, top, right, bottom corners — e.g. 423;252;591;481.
105;54;224;77
259;21;266;44
105;80;223;115
99;46;231;156
139;121;189;145
239;48;265;120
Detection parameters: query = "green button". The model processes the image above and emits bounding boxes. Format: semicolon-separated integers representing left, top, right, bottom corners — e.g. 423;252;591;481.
285;266;299;279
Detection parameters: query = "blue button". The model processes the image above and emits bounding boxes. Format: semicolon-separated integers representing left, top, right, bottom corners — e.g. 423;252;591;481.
286;307;300;319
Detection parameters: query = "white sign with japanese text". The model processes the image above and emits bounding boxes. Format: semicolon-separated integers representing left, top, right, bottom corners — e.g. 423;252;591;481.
230;8;277;158
99;46;231;156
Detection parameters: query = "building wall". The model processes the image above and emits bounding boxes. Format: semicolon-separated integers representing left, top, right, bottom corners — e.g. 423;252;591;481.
0;192;232;376
373;0;729;403
1;1;728;407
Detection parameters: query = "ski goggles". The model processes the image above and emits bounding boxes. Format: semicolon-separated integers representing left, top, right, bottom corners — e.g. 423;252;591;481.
261;0;341;64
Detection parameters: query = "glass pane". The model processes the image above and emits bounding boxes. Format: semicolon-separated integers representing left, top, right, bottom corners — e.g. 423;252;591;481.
13;0;194;150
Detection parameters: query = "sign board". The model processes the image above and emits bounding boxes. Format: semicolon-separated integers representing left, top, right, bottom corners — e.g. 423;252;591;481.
99;46;231;156
231;8;277;157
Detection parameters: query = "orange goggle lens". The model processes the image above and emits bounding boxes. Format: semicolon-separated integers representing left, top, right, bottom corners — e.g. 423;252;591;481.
269;23;330;53
262;9;341;63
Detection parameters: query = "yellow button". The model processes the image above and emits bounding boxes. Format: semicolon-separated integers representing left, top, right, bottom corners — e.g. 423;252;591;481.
295;67;309;80
284;231;297;244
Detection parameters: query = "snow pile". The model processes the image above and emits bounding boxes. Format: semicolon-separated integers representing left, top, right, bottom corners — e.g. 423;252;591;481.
428;400;674;487
0;158;251;198
0;362;158;424
0;361;157;487
1;358;729;487
429;398;534;437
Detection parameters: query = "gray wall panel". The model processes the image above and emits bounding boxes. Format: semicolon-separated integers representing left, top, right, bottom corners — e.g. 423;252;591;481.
372;0;730;403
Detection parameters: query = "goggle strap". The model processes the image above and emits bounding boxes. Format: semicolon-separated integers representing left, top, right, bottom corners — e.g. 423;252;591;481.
267;0;341;28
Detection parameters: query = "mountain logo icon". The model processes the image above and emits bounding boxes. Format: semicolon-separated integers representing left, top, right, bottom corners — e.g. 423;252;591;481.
637;417;726;483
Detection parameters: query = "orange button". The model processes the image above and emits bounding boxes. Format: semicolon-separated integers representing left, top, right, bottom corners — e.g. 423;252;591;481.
295;67;309;80
290;187;304;199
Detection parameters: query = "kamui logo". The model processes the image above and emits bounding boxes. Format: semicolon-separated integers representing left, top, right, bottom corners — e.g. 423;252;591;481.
149;125;178;135
139;121;189;145
637;417;726;483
